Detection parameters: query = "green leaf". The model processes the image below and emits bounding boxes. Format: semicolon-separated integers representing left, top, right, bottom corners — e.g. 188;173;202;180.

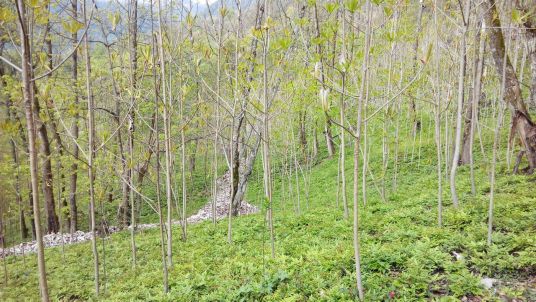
346;0;359;13
109;12;121;31
62;19;84;34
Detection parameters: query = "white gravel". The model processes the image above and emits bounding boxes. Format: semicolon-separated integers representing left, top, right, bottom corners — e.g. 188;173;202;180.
0;172;258;257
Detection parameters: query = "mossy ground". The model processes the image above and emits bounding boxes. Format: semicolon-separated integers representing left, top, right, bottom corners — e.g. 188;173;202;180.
1;122;535;301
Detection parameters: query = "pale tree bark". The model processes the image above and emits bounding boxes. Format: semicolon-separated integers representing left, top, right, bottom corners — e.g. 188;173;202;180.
213;0;224;226
262;0;275;257
313;2;335;159
16;0;50;298
488;99;505;246
433;0;443;226
338;0;349;219
68;0;79;234
127;0;138;267
352;0;372;299
149;0;168;291
410;0;424;137
468;22;486;194
450;0;470;208
156;0;173;266
82;0;100;294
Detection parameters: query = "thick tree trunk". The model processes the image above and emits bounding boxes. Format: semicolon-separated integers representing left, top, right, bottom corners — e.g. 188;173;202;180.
229;1;264;217
36;122;59;233
484;0;536;173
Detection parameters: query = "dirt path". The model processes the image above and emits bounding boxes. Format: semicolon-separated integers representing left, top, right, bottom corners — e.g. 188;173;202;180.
0;172;258;257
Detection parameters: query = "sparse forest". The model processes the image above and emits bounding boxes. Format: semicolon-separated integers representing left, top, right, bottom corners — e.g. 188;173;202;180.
0;0;535;300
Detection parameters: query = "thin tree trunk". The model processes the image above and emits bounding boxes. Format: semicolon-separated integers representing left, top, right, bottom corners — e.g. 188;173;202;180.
339;1;349;219
352;0;371;298
410;0;424;137
149;0;168;291
262;3;275;256
469;22;486;195
68;0;79;234
313;2;335;158
83;0;100;294
450;0;470;208
156;0;173;266
127;0;138;267
433;0;443;226
488;100;505;246
16;0;50;298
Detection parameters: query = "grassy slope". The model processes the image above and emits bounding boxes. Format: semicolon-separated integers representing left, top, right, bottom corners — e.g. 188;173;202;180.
1;122;535;301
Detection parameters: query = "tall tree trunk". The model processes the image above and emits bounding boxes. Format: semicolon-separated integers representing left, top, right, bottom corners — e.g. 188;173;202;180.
433;0;443;226
16;0;50;298
461;21;485;166
313;2;335;158
127;0;138;266
450;0;470;208
261;1;275;257
83;0;100;294
229;1;264;218
352;0;372;298
156;0;173;266
149;0;168;291
44;5;69;230
484;0;536;173
410;0;424;136
68;0;79;234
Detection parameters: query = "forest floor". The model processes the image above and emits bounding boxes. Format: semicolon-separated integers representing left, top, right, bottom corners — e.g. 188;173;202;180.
0;172;258;257
1;137;535;301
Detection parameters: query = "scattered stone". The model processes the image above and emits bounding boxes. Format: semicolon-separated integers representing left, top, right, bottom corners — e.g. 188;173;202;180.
453;251;464;261
0;172;258;258
480;277;497;289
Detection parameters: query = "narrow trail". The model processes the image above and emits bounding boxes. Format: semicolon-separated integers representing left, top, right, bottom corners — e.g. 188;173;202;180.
0;172;258;257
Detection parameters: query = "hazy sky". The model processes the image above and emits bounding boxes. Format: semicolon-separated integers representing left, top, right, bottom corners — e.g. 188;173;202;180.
192;0;218;4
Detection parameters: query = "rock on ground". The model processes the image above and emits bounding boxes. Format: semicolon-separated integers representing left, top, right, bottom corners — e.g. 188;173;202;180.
0;172;258;257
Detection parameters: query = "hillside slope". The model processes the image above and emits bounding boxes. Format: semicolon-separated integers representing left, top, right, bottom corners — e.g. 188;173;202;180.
1;140;535;301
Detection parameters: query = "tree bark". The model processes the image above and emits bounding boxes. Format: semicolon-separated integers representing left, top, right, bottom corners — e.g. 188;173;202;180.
450;0;470;208
68;0;79;234
484;0;536;173
16;0;50;297
82;0;100;293
229;1;264;217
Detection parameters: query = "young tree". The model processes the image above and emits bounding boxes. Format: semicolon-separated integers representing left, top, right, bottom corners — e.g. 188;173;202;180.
82;0;100;294
16;0;50;298
449;0;470;208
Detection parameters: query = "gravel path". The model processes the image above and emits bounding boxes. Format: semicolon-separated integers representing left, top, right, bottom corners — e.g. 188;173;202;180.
0;172;258;257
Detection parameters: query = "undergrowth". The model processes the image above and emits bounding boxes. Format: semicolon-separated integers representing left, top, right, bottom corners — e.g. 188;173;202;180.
1;121;535;301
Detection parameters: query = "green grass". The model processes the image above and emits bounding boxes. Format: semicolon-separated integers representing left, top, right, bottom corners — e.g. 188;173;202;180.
1;121;535;301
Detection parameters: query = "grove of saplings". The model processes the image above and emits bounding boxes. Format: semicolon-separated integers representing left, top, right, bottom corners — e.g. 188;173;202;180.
0;0;535;300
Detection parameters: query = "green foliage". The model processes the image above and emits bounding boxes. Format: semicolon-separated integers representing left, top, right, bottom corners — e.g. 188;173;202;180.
1;124;535;301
